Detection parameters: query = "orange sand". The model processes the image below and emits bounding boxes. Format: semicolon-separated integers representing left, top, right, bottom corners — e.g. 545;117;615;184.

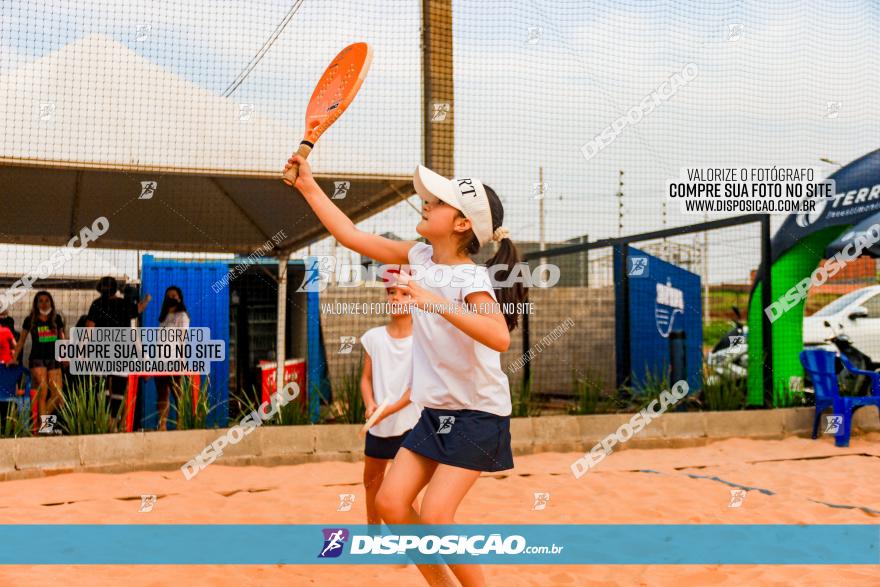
1;434;879;586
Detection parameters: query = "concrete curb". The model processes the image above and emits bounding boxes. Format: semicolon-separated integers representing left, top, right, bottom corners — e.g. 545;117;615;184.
1;406;877;481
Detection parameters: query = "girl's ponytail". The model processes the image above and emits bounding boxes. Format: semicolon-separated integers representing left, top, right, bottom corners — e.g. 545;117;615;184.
486;235;527;331
457;184;528;331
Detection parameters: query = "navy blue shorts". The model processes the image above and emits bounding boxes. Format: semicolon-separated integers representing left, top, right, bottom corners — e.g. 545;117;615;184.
401;407;514;472
365;429;411;460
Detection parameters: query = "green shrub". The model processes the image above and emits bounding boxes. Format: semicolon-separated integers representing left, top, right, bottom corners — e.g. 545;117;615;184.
58;377;115;435
512;376;541;418
570;370;619;414
331;357;365;424
698;367;747;411
630;368;671;406
697;369;748;412
1;401;32;438
172;376;212;430
570;374;601;415
232;383;311;426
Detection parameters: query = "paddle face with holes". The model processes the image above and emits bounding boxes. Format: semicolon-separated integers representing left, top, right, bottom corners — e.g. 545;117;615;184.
282;42;373;186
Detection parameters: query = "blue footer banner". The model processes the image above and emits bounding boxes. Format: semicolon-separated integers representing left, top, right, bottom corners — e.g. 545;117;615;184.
0;525;877;565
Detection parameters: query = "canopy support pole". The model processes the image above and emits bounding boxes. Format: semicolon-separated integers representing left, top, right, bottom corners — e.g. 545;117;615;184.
275;250;291;394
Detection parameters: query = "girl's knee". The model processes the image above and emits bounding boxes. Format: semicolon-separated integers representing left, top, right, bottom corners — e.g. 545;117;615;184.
419;508;454;526
374;487;405;520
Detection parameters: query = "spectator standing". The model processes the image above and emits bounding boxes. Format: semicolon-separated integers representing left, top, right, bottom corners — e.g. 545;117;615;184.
0;322;15;364
155;286;190;431
11;291;66;417
85;276;151;425
0;309;18;341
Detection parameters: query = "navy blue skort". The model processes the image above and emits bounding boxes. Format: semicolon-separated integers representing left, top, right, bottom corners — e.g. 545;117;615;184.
365;429;412;460
400;407;514;472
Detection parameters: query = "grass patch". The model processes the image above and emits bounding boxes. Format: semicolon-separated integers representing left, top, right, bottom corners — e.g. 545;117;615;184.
512;376;541;417
232;384;311;426
696;367;747;411
58;377;115;435
1;400;32;438
329;357;365;424
172;376;212;430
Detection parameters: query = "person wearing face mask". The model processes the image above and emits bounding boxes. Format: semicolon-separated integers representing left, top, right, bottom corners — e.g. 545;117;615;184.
11;291;66;417
85;276;151;424
155;286;190;431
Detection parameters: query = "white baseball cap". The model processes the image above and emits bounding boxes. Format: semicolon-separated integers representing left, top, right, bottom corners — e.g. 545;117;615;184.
414;165;508;246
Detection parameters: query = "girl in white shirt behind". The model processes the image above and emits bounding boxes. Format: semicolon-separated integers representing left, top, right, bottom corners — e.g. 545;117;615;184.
156;286;190;431
360;270;422;528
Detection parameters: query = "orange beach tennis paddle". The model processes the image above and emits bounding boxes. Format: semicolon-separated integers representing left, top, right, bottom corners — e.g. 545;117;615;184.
282;42;373;186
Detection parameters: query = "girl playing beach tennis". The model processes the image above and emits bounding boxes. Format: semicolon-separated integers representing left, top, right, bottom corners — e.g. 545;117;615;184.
360;269;422;529
286;154;525;587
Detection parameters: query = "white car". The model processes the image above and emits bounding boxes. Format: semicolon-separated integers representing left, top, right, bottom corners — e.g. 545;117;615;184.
803;284;880;358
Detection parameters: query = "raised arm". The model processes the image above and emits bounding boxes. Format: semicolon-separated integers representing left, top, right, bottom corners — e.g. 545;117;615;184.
137;294;152;315
285;155;415;266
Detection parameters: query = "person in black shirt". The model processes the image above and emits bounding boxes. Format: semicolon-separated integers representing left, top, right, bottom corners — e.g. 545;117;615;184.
11;291;66;417
86;277;151;328
85;276;151;424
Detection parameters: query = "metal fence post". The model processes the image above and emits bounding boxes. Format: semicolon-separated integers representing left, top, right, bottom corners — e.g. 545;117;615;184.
760;215;774;406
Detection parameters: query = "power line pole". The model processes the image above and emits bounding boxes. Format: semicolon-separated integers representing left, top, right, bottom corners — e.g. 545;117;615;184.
616;170;624;237
703;212;710;325
662;199;669;259
538;166;546;267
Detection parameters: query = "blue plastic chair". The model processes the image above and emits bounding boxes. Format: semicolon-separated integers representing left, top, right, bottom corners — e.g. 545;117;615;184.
0;364;32;428
799;349;880;447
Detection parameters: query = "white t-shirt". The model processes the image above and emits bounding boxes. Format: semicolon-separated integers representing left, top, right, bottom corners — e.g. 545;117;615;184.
406;242;512;416
160;312;190;367
360;325;421;437
160;311;190;329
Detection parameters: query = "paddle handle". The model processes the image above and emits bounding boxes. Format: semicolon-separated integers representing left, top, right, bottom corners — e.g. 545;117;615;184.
359;400;389;437
282;142;314;186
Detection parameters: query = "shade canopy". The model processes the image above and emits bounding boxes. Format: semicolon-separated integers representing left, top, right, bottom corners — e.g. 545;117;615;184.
0;34;414;254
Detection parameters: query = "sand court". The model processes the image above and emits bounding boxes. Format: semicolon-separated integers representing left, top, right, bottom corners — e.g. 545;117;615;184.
0;434;878;585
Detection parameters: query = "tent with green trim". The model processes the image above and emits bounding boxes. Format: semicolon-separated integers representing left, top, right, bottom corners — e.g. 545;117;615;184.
747;149;880;406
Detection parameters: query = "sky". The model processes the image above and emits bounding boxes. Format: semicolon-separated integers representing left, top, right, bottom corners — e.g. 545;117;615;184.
1;0;878;284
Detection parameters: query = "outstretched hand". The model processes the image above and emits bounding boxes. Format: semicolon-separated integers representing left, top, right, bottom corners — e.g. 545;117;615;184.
284;154;317;193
